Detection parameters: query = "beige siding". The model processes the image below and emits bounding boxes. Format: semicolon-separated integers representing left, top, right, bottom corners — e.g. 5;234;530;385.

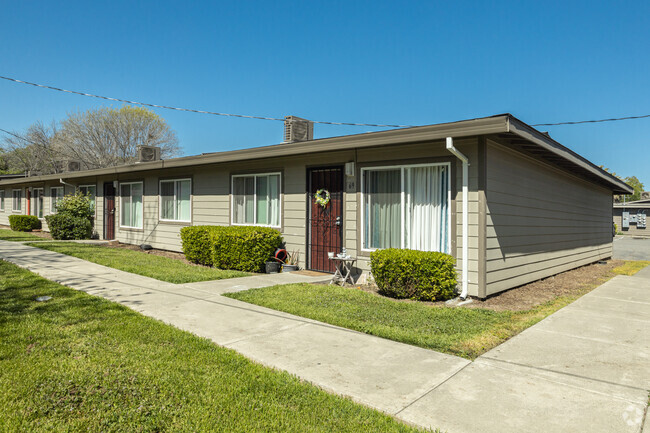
485;142;613;296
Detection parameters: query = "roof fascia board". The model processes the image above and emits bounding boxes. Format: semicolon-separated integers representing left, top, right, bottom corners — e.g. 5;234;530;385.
0;115;509;186
507;116;633;194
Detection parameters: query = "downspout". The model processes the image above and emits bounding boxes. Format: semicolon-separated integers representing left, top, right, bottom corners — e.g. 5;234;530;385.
446;137;469;300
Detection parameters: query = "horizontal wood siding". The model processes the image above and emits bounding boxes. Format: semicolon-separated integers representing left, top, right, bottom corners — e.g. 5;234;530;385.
485;142;613;296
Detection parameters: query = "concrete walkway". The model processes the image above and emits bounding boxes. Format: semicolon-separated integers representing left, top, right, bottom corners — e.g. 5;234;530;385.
0;240;648;433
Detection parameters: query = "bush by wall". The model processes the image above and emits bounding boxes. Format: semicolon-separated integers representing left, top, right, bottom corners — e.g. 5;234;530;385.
180;226;221;266
8;215;41;232
44;192;94;240
181;225;283;272
370;248;457;301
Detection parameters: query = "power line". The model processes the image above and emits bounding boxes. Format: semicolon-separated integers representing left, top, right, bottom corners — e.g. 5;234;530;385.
532;114;650;127
0;75;413;128
2;75;649;128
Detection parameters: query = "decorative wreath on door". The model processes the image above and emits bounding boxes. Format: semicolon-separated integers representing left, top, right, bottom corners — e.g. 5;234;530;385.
314;189;330;208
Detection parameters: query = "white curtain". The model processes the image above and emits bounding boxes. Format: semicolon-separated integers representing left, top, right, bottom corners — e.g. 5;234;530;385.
268;174;280;227
405;165;448;253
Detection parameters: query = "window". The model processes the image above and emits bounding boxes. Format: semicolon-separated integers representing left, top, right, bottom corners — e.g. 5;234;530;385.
0;190;4;211
79;185;96;210
33;188;44;218
50;187;64;213
12;189;22;212
232;173;281;227
120;182;143;228
362;163;450;253
160;179;191;222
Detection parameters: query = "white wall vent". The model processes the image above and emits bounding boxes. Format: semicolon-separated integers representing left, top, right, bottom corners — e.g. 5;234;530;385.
137;146;161;163
284;116;314;143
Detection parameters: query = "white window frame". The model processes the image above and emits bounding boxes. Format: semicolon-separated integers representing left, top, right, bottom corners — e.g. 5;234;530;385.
79;184;97;212
32;188;44;218
12;189;22;212
119;181;144;229
159;178;192;223
50;186;64;213
0;190;5;211
360;162;451;253
230;172;282;228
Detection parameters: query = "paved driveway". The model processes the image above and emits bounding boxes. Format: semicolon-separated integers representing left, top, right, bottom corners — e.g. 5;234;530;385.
614;236;650;260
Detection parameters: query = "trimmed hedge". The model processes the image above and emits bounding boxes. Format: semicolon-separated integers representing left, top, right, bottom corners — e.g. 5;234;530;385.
8;215;41;232
180;226;220;266
181;225;284;272
45;214;93;240
370;248;457;301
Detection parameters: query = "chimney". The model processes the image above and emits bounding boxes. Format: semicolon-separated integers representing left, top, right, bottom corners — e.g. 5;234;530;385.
284;116;314;143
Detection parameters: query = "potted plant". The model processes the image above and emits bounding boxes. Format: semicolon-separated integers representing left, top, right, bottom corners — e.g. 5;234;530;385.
265;260;281;273
281;250;300;272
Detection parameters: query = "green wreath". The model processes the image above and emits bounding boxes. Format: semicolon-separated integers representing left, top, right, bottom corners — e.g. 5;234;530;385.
314;189;330;208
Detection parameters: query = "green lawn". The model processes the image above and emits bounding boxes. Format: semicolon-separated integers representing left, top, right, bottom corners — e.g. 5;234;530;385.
226;261;650;359
0;260;422;433
0;228;44;242
27;242;249;284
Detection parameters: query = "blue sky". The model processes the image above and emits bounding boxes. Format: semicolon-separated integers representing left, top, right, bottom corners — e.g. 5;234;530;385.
1;1;648;186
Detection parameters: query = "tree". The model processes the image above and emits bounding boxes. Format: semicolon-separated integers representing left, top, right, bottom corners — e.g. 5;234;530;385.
623;176;644;202
58;106;181;169
1;106;181;174
1;122;62;175
600;166;645;203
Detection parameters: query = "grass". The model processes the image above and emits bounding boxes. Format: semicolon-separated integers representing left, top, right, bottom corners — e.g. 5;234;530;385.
0;228;44;242
226;261;650;360
0;260;423;433
27;242;249;284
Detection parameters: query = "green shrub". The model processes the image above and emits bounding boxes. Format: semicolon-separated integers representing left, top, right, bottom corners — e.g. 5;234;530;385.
180;225;221;266
212;226;283;272
45;214;93;240
181;225;284;272
8;215;41;232
370;248;457;301
44;192;94;240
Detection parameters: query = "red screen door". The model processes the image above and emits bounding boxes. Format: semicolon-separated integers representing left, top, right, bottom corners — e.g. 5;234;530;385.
307;167;343;273
103;182;116;240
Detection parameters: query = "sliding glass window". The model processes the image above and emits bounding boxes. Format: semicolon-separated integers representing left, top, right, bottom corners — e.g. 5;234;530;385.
362;163;450;253
232;173;280;227
79;185;96;210
12;189;22;212
50;187;64;213
160;179;191;222
33;188;44;218
120;182;143;229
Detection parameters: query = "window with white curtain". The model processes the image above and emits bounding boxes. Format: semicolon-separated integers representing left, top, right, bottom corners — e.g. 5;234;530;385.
0;190;5;211
362;163;449;253
120;182;143;228
79;185;96;210
33;188;44;218
12;189;22;212
160;179;191;222
50;187;64;213
232;173;280;227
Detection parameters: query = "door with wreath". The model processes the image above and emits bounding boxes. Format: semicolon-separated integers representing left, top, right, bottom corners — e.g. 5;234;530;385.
307;166;343;272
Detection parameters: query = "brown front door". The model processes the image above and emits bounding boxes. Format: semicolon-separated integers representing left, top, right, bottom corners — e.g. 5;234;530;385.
103;182;116;240
307;167;343;273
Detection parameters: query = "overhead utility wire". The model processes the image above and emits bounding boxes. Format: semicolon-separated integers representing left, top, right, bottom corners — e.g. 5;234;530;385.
0;75;412;128
2;75;649;128
531;114;650;127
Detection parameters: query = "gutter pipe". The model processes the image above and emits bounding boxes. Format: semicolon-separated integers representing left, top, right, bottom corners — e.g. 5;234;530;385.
446;137;469;300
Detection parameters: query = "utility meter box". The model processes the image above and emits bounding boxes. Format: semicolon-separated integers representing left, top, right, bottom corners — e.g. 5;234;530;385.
638;213;647;228
622;212;630;229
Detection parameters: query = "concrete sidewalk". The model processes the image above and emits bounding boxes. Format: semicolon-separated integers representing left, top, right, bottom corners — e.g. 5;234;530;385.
1;240;648;432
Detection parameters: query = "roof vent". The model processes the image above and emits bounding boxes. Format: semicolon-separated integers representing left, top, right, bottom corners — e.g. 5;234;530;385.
66;160;83;172
284;116;314;143
641;191;650;200
137;145;161;163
